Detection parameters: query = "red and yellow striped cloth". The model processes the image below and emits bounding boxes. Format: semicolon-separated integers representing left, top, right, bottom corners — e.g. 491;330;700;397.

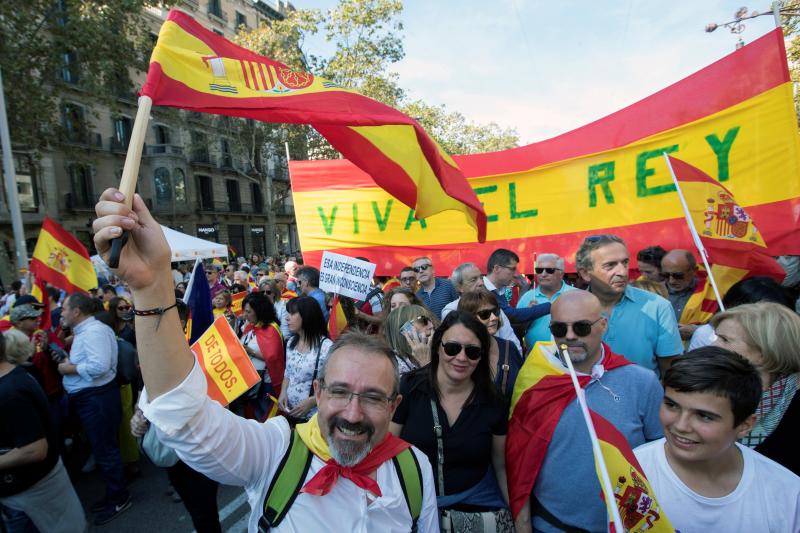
141;9;486;241
29;217;96;293
327;294;348;340
507;342;674;531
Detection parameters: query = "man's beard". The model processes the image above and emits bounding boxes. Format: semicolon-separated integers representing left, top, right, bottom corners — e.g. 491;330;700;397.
327;416;376;467
559;341;590;365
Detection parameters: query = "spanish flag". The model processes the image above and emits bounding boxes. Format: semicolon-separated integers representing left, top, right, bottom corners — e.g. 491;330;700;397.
507;342;673;531
381;277;401;294
190;314;261;406
29;218;96;293
230;290;247;318
30;278;51;332
328;294;348;341
667;155;786;323
140;9;487;241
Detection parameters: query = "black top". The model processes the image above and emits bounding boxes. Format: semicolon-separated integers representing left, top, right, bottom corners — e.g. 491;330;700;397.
393;369;507;497
755;389;800;476
0;366;58;496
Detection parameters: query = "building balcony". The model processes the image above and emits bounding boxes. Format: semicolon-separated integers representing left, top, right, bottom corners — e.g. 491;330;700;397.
189;151;216;167
144;144;184;156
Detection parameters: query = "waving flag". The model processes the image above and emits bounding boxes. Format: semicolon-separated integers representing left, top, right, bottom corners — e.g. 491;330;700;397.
230;290;247;318
507;342;673;531
29;217;96;293
183;258;215;344
141;9;486;241
327;294;348;340
666;155;786;323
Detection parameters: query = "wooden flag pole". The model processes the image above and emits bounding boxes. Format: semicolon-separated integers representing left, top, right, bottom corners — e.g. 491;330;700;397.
108;95;152;268
558;344;625;533
662;153;726;312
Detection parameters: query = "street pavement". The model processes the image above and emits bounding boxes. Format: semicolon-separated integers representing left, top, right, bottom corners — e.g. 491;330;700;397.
72;458;250;532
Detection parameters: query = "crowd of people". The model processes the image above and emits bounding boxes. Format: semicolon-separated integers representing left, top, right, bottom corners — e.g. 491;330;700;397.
0;189;799;532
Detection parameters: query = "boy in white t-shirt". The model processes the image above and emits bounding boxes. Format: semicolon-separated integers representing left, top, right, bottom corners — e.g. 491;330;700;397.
634;346;800;533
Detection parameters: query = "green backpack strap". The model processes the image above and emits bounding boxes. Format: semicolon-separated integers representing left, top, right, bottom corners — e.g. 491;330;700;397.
260;430;313;530
392;448;423;533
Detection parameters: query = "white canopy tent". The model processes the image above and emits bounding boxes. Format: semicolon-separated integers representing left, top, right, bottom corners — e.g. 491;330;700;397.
160;225;228;261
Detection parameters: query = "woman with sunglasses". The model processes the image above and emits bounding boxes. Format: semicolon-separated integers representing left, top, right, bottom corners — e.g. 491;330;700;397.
382;304;438;374
108;296;135;347
458;288;523;402
390;312;512;531
237;292;285;421
277;296;332;423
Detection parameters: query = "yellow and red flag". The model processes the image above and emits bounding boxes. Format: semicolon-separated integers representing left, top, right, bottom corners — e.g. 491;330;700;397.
141;9;486;241
507;342;673;531
190;314;260;406
327;294;348;341
291;28;800;274
230;290;247;318
667;155;786;323
29;217;96;293
30;278;51;331
381;277;401;294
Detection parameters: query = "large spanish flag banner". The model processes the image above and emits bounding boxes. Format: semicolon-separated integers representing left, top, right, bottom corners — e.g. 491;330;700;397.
140;9;486;241
667;155;786;324
507;342;673;531
190;314;260;406
29;217;97;293
291;28;800;275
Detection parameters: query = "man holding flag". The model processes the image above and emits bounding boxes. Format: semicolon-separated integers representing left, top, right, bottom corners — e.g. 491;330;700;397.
508;290;666;532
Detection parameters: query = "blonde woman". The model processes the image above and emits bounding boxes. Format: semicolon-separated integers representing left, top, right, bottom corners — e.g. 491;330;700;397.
382;304;438;374
711;301;800;475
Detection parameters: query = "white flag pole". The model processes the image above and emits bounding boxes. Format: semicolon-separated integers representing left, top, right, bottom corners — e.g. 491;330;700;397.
558;344;625;533
662;154;726;311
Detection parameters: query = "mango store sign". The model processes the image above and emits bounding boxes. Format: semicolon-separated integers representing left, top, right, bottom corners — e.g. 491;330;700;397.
319;251;376;301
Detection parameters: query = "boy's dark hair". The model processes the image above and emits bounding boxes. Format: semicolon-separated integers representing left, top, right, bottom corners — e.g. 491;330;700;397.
487;248;519;273
663;346;762;426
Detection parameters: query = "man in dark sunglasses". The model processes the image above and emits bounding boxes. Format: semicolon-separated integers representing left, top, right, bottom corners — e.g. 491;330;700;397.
516;253;575;350
411;256;458;319
661;249;701;340
510;290;663;532
576;235;681;374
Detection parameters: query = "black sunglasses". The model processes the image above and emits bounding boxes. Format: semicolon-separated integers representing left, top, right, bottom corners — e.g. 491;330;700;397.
476;307;500;320
535;267;561;274
413;264;432;273
441;341;482;360
549;318;604;337
662;272;686;280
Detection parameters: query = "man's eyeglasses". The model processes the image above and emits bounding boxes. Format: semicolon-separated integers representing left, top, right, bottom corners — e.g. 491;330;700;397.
535;267;561;274
549;318;604;338
441;341;482;360
475;307;500;320
662;272;686;280
322;385;395;412
413;264;432;273
400;276;416;283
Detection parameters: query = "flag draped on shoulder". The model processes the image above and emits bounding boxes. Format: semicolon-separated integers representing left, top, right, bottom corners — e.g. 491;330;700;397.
140;9;487;241
183;259;215;344
507;342;674;531
29;217;96;293
667;155;786;323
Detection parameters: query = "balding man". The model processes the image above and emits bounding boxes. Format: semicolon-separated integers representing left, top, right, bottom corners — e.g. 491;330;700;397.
508;290;663;533
661;249;701;340
441;262;523;354
516;253;575;351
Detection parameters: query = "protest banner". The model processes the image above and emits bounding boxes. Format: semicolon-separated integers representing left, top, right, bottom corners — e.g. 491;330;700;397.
319;251;376;301
190;314;260;406
290;29;800;274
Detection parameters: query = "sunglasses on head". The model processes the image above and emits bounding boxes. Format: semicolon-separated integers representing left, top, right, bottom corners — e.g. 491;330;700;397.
441;341;482;360
549;318;603;337
535;267;560;274
475;307;500;320
662;272;686;280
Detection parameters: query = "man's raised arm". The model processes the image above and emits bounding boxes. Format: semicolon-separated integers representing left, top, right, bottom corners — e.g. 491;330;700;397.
93;188;193;400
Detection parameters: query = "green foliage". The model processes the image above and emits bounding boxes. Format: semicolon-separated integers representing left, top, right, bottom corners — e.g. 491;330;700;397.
0;0;177;151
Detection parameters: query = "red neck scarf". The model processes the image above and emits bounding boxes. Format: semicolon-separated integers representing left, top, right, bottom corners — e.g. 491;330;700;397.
300;433;411;497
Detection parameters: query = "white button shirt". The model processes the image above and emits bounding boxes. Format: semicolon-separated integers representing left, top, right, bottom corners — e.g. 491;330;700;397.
139;362;439;533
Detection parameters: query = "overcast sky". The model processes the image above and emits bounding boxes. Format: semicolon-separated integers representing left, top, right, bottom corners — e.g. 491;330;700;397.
298;0;781;145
